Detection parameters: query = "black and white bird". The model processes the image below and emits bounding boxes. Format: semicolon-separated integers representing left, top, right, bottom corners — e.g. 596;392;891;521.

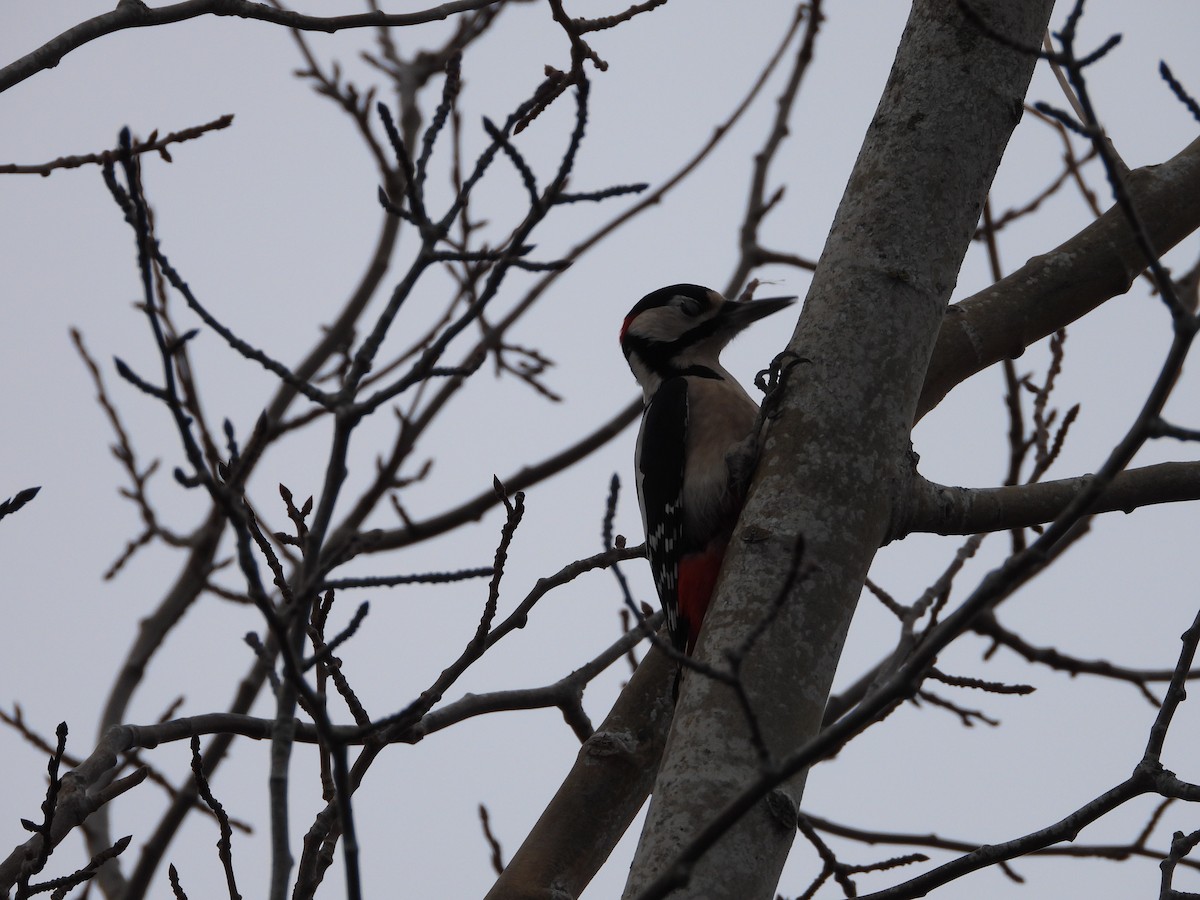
619;284;794;654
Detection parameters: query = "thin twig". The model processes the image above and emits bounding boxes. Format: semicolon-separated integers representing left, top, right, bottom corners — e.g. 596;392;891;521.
0;116;233;175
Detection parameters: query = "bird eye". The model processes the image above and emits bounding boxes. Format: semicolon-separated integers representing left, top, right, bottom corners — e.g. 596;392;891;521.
677;295;704;317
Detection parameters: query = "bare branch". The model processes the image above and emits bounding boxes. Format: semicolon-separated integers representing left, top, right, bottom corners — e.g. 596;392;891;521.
0;115;233;176
974;611;1200;705
188;736;241;900
322;567;493;589
1160;61;1200;124
805;812;1200;876
484;647;676;900
478;805;506;875
0;486;39;525
920;136;1200;421
572;0;670;34
0;0;509;94
724;0;824;297
0;722;149;895
348;398;641;555
899;461;1200;539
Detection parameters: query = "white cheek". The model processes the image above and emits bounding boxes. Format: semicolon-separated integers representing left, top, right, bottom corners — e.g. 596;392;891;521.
627;307;687;342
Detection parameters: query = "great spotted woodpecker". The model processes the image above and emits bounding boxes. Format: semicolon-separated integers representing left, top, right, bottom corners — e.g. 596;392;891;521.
620;284;795;655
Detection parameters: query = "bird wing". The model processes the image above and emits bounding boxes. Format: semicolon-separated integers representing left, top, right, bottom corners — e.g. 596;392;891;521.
635;376;689;652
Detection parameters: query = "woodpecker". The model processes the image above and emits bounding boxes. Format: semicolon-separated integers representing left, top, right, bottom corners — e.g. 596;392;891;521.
620;284;795;655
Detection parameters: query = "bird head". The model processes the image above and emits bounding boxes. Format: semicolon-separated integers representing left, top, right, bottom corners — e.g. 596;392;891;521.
620;284;795;396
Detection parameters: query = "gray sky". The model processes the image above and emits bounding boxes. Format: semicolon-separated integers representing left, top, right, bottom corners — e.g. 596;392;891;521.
3;2;1200;897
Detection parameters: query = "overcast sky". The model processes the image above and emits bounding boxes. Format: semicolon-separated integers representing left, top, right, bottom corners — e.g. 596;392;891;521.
3;2;1200;898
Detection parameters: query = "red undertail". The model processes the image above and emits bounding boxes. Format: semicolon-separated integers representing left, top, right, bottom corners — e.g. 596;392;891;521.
677;540;728;655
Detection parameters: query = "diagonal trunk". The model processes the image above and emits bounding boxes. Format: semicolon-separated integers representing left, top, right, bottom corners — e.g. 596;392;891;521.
622;2;1056;897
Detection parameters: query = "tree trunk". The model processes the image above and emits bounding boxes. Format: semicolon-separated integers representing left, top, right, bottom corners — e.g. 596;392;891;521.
622;2;1057;897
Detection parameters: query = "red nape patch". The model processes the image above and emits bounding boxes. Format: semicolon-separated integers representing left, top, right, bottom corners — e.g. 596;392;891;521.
677;544;727;655
619;313;637;343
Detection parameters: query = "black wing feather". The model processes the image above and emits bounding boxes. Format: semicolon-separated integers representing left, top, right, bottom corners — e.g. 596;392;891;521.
637;377;688;651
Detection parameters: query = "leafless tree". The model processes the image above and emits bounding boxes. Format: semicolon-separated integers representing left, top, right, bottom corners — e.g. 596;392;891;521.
2;2;1199;899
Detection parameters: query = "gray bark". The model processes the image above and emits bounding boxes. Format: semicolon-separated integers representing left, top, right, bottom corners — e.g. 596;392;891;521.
622;2;1057;897
483;647;675;900
920;134;1200;421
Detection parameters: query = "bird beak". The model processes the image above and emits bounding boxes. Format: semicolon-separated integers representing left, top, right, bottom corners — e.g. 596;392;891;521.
717;295;796;334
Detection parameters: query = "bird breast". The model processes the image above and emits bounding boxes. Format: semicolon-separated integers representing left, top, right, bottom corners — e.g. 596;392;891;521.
682;375;758;545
